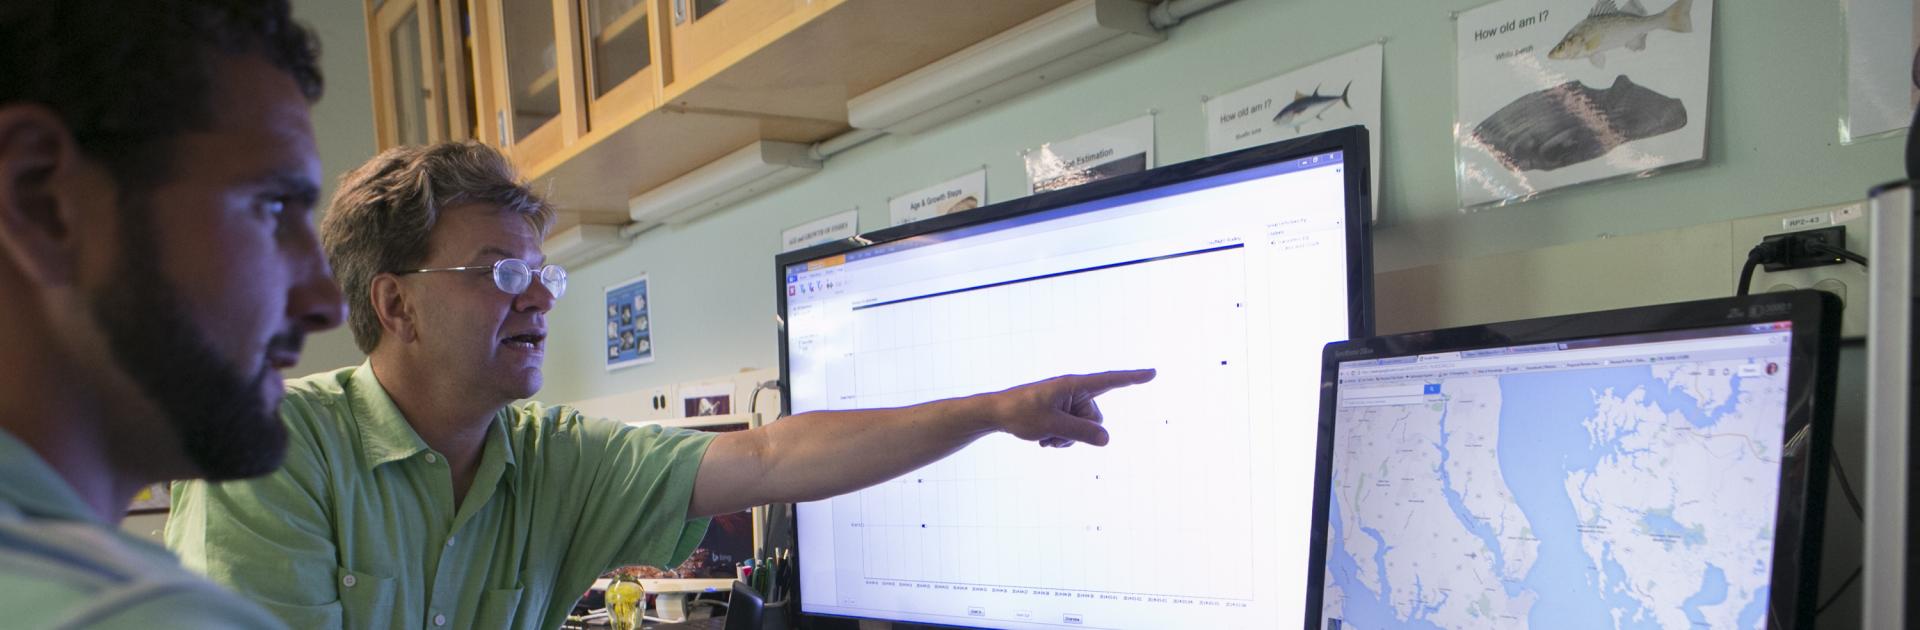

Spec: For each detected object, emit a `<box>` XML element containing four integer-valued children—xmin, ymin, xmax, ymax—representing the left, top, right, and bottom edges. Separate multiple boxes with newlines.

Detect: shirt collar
<box><xmin>347</xmin><ymin>362</ymin><xmax>518</xmax><ymax>475</ymax></box>
<box><xmin>0</xmin><ymin>428</ymin><xmax>108</xmax><ymax>525</ymax></box>
<box><xmin>348</xmin><ymin>362</ymin><xmax>432</xmax><ymax>470</ymax></box>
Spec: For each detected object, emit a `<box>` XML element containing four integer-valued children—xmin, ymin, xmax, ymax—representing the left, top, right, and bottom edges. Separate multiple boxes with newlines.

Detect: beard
<box><xmin>87</xmin><ymin>201</ymin><xmax>292</xmax><ymax>481</ymax></box>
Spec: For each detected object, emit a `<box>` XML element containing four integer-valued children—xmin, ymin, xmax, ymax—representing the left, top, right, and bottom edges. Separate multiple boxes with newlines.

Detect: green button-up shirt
<box><xmin>166</xmin><ymin>363</ymin><xmax>715</xmax><ymax>629</ymax></box>
<box><xmin>0</xmin><ymin>429</ymin><xmax>284</xmax><ymax>628</ymax></box>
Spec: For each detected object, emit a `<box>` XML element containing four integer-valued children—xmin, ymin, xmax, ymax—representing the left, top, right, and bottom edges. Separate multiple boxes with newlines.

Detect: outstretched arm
<box><xmin>687</xmin><ymin>369</ymin><xmax>1154</xmax><ymax>517</ymax></box>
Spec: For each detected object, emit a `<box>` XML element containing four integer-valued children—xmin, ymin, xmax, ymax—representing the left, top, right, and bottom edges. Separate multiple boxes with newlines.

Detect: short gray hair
<box><xmin>321</xmin><ymin>141</ymin><xmax>555</xmax><ymax>354</ymax></box>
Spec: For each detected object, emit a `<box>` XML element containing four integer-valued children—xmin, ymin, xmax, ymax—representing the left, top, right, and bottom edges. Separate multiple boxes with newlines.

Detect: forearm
<box><xmin>687</xmin><ymin>369</ymin><xmax>1152</xmax><ymax>517</ymax></box>
<box><xmin>691</xmin><ymin>395</ymin><xmax>996</xmax><ymax>516</ymax></box>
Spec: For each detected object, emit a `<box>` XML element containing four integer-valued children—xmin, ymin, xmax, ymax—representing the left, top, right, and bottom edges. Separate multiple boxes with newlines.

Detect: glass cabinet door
<box><xmin>497</xmin><ymin>0</ymin><xmax>567</xmax><ymax>148</ymax></box>
<box><xmin>584</xmin><ymin>0</ymin><xmax>651</xmax><ymax>100</ymax></box>
<box><xmin>580</xmin><ymin>0</ymin><xmax>660</xmax><ymax>122</ymax></box>
<box><xmin>373</xmin><ymin>0</ymin><xmax>441</xmax><ymax>147</ymax></box>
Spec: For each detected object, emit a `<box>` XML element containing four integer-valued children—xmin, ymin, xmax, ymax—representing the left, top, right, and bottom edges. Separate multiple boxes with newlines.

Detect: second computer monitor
<box><xmin>1310</xmin><ymin>291</ymin><xmax>1842</xmax><ymax>629</ymax></box>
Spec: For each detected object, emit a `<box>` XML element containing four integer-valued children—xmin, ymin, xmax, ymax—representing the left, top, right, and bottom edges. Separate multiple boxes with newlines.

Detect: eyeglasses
<box><xmin>395</xmin><ymin>258</ymin><xmax>568</xmax><ymax>299</ymax></box>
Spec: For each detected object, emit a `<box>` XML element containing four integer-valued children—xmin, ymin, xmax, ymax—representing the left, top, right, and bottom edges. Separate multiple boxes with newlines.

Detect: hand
<box><xmin>979</xmin><ymin>369</ymin><xmax>1156</xmax><ymax>448</ymax></box>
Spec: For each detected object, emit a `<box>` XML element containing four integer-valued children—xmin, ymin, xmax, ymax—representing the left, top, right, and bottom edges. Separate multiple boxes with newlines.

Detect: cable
<box><xmin>1736</xmin><ymin>239</ymin><xmax>1790</xmax><ymax>296</ymax></box>
<box><xmin>1809</xmin><ymin>242</ymin><xmax>1869</xmax><ymax>268</ymax></box>
<box><xmin>1816</xmin><ymin>447</ymin><xmax>1867</xmax><ymax>618</ymax></box>
<box><xmin>747</xmin><ymin>379</ymin><xmax>781</xmax><ymax>416</ymax></box>
<box><xmin>1734</xmin><ymin>235</ymin><xmax>1871</xmax><ymax>620</ymax></box>
<box><xmin>1818</xmin><ymin>567</ymin><xmax>1863</xmax><ymax>615</ymax></box>
<box><xmin>1737</xmin><ymin>256</ymin><xmax>1762</xmax><ymax>297</ymax></box>
<box><xmin>1830</xmin><ymin>446</ymin><xmax>1865</xmax><ymax>518</ymax></box>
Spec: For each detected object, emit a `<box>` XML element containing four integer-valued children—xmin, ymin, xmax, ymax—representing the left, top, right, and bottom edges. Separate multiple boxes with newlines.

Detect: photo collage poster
<box><xmin>605</xmin><ymin>273</ymin><xmax>653</xmax><ymax>371</ymax></box>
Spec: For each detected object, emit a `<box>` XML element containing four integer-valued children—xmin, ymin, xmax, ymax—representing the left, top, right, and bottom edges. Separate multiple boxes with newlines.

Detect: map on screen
<box><xmin>1323</xmin><ymin>324</ymin><xmax>1794</xmax><ymax>630</ymax></box>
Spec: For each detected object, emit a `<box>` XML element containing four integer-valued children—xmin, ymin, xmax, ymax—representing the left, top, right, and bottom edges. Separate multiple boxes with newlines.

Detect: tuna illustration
<box><xmin>1272</xmin><ymin>81</ymin><xmax>1352</xmax><ymax>130</ymax></box>
<box><xmin>1547</xmin><ymin>0</ymin><xmax>1693</xmax><ymax>68</ymax></box>
<box><xmin>1471</xmin><ymin>75</ymin><xmax>1688</xmax><ymax>172</ymax></box>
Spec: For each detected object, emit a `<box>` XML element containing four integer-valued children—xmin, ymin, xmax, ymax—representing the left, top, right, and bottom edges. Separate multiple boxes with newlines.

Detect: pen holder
<box><xmin>761</xmin><ymin>598</ymin><xmax>791</xmax><ymax>630</ymax></box>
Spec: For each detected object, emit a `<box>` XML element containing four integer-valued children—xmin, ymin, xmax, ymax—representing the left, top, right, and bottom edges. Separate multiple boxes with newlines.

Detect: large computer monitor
<box><xmin>776</xmin><ymin>127</ymin><xmax>1373</xmax><ymax>629</ymax></box>
<box><xmin>1863</xmin><ymin>180</ymin><xmax>1914</xmax><ymax>629</ymax></box>
<box><xmin>1308</xmin><ymin>291</ymin><xmax>1842</xmax><ymax>629</ymax></box>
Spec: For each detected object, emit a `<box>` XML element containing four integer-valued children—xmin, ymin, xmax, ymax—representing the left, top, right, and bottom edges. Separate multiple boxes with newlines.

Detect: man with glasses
<box><xmin>168</xmin><ymin>141</ymin><xmax>1153</xmax><ymax>629</ymax></box>
<box><xmin>0</xmin><ymin>1</ymin><xmax>340</xmax><ymax>627</ymax></box>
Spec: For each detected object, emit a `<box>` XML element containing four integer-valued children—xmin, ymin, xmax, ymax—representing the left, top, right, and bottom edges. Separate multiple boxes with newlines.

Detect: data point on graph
<box><xmin>1220</xmin><ymin>360</ymin><xmax>1229</xmax><ymax>365</ymax></box>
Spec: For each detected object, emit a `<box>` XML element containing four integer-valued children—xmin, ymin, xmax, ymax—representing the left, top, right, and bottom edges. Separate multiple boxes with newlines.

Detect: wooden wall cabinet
<box><xmin>365</xmin><ymin>0</ymin><xmax>1084</xmax><ymax>229</ymax></box>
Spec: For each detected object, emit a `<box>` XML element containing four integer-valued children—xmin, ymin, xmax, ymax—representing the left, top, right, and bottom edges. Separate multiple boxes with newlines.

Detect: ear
<box><xmin>370</xmin><ymin>273</ymin><xmax>417</xmax><ymax>343</ymax></box>
<box><xmin>0</xmin><ymin>106</ymin><xmax>86</xmax><ymax>287</ymax></box>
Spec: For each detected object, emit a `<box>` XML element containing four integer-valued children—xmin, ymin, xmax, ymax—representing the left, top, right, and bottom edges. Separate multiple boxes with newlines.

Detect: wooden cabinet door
<box><xmin>368</xmin><ymin>0</ymin><xmax>489</xmax><ymax>149</ymax></box>
<box><xmin>663</xmin><ymin>0</ymin><xmax>801</xmax><ymax>86</ymax></box>
<box><xmin>579</xmin><ymin>0</ymin><xmax>664</xmax><ymax>128</ymax></box>
<box><xmin>369</xmin><ymin>0</ymin><xmax>442</xmax><ymax>148</ymax></box>
<box><xmin>485</xmin><ymin>0</ymin><xmax>587</xmax><ymax>168</ymax></box>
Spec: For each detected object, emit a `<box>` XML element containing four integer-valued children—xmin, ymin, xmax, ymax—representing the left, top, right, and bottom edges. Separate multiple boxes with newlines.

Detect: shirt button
<box><xmin>433</xmin><ymin>613</ymin><xmax>447</xmax><ymax>626</ymax></box>
<box><xmin>425</xmin><ymin>453</ymin><xmax>439</xmax><ymax>463</ymax></box>
<box><xmin>446</xmin><ymin>537</ymin><xmax>456</xmax><ymax>547</ymax></box>
<box><xmin>341</xmin><ymin>575</ymin><xmax>357</xmax><ymax>588</ymax></box>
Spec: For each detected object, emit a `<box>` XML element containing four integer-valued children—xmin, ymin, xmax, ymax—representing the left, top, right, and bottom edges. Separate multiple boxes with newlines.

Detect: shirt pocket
<box><xmin>336</xmin><ymin>565</ymin><xmax>396</xmax><ymax>630</ymax></box>
<box><xmin>476</xmin><ymin>584</ymin><xmax>526</xmax><ymax>627</ymax></box>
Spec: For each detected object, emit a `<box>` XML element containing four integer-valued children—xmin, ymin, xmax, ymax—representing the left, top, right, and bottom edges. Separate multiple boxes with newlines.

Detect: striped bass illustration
<box><xmin>1547</xmin><ymin>0</ymin><xmax>1693</xmax><ymax>68</ymax></box>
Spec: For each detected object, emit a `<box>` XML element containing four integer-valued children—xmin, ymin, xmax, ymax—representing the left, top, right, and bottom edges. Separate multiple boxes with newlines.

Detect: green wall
<box><xmin>542</xmin><ymin>0</ymin><xmax>1906</xmax><ymax>404</ymax></box>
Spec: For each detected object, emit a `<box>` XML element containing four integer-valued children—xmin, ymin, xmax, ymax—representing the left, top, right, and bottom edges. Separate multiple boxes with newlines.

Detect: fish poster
<box><xmin>1205</xmin><ymin>43</ymin><xmax>1383</xmax><ymax>220</ymax></box>
<box><xmin>889</xmin><ymin>168</ymin><xmax>987</xmax><ymax>226</ymax></box>
<box><xmin>1024</xmin><ymin>115</ymin><xmax>1155</xmax><ymax>195</ymax></box>
<box><xmin>1839</xmin><ymin>0</ymin><xmax>1915</xmax><ymax>141</ymax></box>
<box><xmin>1455</xmin><ymin>0</ymin><xmax>1713</xmax><ymax>208</ymax></box>
<box><xmin>605</xmin><ymin>272</ymin><xmax>653</xmax><ymax>371</ymax></box>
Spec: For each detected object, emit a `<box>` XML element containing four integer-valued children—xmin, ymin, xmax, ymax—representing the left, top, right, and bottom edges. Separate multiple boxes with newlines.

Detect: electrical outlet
<box><xmin>569</xmin><ymin>383</ymin><xmax>678</xmax><ymax>423</ymax></box>
<box><xmin>1759</xmin><ymin>226</ymin><xmax>1849</xmax><ymax>272</ymax></box>
<box><xmin>1729</xmin><ymin>202</ymin><xmax>1873</xmax><ymax>338</ymax></box>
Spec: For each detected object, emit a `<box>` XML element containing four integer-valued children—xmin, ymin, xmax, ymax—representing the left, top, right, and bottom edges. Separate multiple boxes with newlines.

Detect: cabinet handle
<box><xmin>673</xmin><ymin>0</ymin><xmax>687</xmax><ymax>24</ymax></box>
<box><xmin>497</xmin><ymin>110</ymin><xmax>510</xmax><ymax>147</ymax></box>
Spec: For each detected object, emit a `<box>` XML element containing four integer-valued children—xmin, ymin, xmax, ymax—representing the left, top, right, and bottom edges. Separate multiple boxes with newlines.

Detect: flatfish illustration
<box><xmin>1471</xmin><ymin>75</ymin><xmax>1687</xmax><ymax>172</ymax></box>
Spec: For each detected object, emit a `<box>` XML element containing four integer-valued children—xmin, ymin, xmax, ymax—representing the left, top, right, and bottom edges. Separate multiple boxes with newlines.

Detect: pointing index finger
<box><xmin>1071</xmin><ymin>369</ymin><xmax>1156</xmax><ymax>398</ymax></box>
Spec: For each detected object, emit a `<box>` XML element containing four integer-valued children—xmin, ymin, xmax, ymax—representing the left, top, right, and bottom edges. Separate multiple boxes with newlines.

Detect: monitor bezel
<box><xmin>773</xmin><ymin>126</ymin><xmax>1375</xmax><ymax>627</ymax></box>
<box><xmin>1304</xmin><ymin>289</ymin><xmax>1842</xmax><ymax>630</ymax></box>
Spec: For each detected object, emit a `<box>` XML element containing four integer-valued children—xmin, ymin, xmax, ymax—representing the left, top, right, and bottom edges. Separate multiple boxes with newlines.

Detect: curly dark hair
<box><xmin>0</xmin><ymin>0</ymin><xmax>323</xmax><ymax>194</ymax></box>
